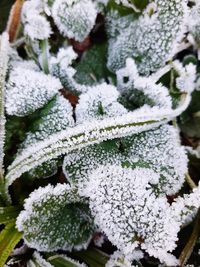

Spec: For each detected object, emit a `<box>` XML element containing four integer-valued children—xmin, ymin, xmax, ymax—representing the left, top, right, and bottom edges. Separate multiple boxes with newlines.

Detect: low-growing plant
<box><xmin>0</xmin><ymin>0</ymin><xmax>200</xmax><ymax>266</ymax></box>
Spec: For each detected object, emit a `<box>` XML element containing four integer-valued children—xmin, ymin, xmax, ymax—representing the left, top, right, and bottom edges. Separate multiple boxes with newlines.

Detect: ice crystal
<box><xmin>107</xmin><ymin>0</ymin><xmax>188</xmax><ymax>75</ymax></box>
<box><xmin>52</xmin><ymin>0</ymin><xmax>98</xmax><ymax>41</ymax></box>
<box><xmin>5</xmin><ymin>67</ymin><xmax>62</xmax><ymax>116</ymax></box>
<box><xmin>16</xmin><ymin>183</ymin><xmax>94</xmax><ymax>251</ymax></box>
<box><xmin>63</xmin><ymin>125</ymin><xmax>188</xmax><ymax>195</ymax></box>
<box><xmin>76</xmin><ymin>83</ymin><xmax>127</xmax><ymax>123</ymax></box>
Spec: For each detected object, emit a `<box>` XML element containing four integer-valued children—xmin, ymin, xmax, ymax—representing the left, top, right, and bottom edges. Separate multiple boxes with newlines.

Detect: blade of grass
<box><xmin>0</xmin><ymin>222</ymin><xmax>22</xmax><ymax>267</ymax></box>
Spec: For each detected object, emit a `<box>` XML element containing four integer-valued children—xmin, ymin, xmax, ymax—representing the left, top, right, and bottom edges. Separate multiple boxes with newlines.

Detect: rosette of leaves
<box><xmin>0</xmin><ymin>0</ymin><xmax>200</xmax><ymax>266</ymax></box>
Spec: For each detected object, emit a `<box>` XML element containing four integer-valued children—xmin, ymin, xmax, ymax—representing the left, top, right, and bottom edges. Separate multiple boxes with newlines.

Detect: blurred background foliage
<box><xmin>0</xmin><ymin>0</ymin><xmax>14</xmax><ymax>33</ymax></box>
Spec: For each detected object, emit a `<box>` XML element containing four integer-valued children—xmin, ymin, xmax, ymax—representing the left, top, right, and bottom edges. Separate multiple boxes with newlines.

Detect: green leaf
<box><xmin>179</xmin><ymin>91</ymin><xmax>200</xmax><ymax>138</ymax></box>
<box><xmin>27</xmin><ymin>252</ymin><xmax>54</xmax><ymax>267</ymax></box>
<box><xmin>16</xmin><ymin>184</ymin><xmax>94</xmax><ymax>252</ymax></box>
<box><xmin>74</xmin><ymin>44</ymin><xmax>109</xmax><ymax>86</ymax></box>
<box><xmin>0</xmin><ymin>206</ymin><xmax>20</xmax><ymax>224</ymax></box>
<box><xmin>0</xmin><ymin>222</ymin><xmax>22</xmax><ymax>267</ymax></box>
<box><xmin>72</xmin><ymin>249</ymin><xmax>109</xmax><ymax>267</ymax></box>
<box><xmin>47</xmin><ymin>253</ymin><xmax>87</xmax><ymax>267</ymax></box>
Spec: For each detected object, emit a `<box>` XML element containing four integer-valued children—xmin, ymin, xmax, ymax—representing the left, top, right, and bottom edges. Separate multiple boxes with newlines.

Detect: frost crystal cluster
<box><xmin>1</xmin><ymin>0</ymin><xmax>200</xmax><ymax>266</ymax></box>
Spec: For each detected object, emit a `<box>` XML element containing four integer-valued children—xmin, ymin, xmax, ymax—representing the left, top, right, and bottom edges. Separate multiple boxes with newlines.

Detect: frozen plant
<box><xmin>0</xmin><ymin>0</ymin><xmax>200</xmax><ymax>267</ymax></box>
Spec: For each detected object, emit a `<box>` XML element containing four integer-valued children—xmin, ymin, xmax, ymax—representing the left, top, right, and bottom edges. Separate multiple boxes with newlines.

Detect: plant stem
<box><xmin>179</xmin><ymin>174</ymin><xmax>198</xmax><ymax>266</ymax></box>
<box><xmin>41</xmin><ymin>39</ymin><xmax>50</xmax><ymax>74</ymax></box>
<box><xmin>179</xmin><ymin>210</ymin><xmax>200</xmax><ymax>267</ymax></box>
<box><xmin>185</xmin><ymin>173</ymin><xmax>197</xmax><ymax>189</ymax></box>
<box><xmin>6</xmin><ymin>0</ymin><xmax>24</xmax><ymax>42</ymax></box>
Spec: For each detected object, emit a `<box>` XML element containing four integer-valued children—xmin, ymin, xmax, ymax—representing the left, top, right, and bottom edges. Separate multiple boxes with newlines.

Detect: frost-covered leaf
<box><xmin>113</xmin><ymin>0</ymin><xmax>140</xmax><ymax>12</ymax></box>
<box><xmin>22</xmin><ymin>95</ymin><xmax>74</xmax><ymax>148</ymax></box>
<box><xmin>0</xmin><ymin>32</ymin><xmax>9</xmax><ymax>179</ymax></box>
<box><xmin>5</xmin><ymin>92</ymin><xmax>191</xmax><ymax>188</ymax></box>
<box><xmin>81</xmin><ymin>165</ymin><xmax>200</xmax><ymax>266</ymax></box>
<box><xmin>63</xmin><ymin>125</ymin><xmax>187</xmax><ymax>195</ymax></box>
<box><xmin>107</xmin><ymin>0</ymin><xmax>188</xmax><ymax>75</ymax></box>
<box><xmin>47</xmin><ymin>253</ymin><xmax>87</xmax><ymax>267</ymax></box>
<box><xmin>76</xmin><ymin>83</ymin><xmax>127</xmax><ymax>123</ymax></box>
<box><xmin>172</xmin><ymin>61</ymin><xmax>196</xmax><ymax>94</ymax></box>
<box><xmin>116</xmin><ymin>58</ymin><xmax>172</xmax><ymax>111</ymax></box>
<box><xmin>105</xmin><ymin>251</ymin><xmax>142</xmax><ymax>267</ymax></box>
<box><xmin>21</xmin><ymin>0</ymin><xmax>52</xmax><ymax>40</ymax></box>
<box><xmin>63</xmin><ymin>125</ymin><xmax>188</xmax><ymax>195</ymax></box>
<box><xmin>20</xmin><ymin>95</ymin><xmax>74</xmax><ymax>179</ymax></box>
<box><xmin>50</xmin><ymin>47</ymin><xmax>89</xmax><ymax>93</ymax></box>
<box><xmin>16</xmin><ymin>184</ymin><xmax>94</xmax><ymax>251</ymax></box>
<box><xmin>188</xmin><ymin>1</ymin><xmax>200</xmax><ymax>49</ymax></box>
<box><xmin>5</xmin><ymin>67</ymin><xmax>62</xmax><ymax>116</ymax></box>
<box><xmin>28</xmin><ymin>252</ymin><xmax>87</xmax><ymax>267</ymax></box>
<box><xmin>52</xmin><ymin>0</ymin><xmax>98</xmax><ymax>42</ymax></box>
<box><xmin>27</xmin><ymin>252</ymin><xmax>53</xmax><ymax>267</ymax></box>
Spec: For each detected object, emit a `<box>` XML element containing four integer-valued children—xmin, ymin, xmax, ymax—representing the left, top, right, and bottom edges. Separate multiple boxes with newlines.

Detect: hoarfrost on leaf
<box><xmin>63</xmin><ymin>125</ymin><xmax>188</xmax><ymax>195</ymax></box>
<box><xmin>188</xmin><ymin>1</ymin><xmax>200</xmax><ymax>50</ymax></box>
<box><xmin>76</xmin><ymin>83</ymin><xmax>127</xmax><ymax>123</ymax></box>
<box><xmin>16</xmin><ymin>183</ymin><xmax>94</xmax><ymax>251</ymax></box>
<box><xmin>21</xmin><ymin>95</ymin><xmax>74</xmax><ymax>148</ymax></box>
<box><xmin>107</xmin><ymin>0</ymin><xmax>188</xmax><ymax>75</ymax></box>
<box><xmin>52</xmin><ymin>0</ymin><xmax>98</xmax><ymax>42</ymax></box>
<box><xmin>22</xmin><ymin>0</ymin><xmax>52</xmax><ymax>40</ymax></box>
<box><xmin>116</xmin><ymin>58</ymin><xmax>172</xmax><ymax>111</ymax></box>
<box><xmin>50</xmin><ymin>47</ymin><xmax>89</xmax><ymax>93</ymax></box>
<box><xmin>19</xmin><ymin>95</ymin><xmax>74</xmax><ymax>179</ymax></box>
<box><xmin>173</xmin><ymin>61</ymin><xmax>196</xmax><ymax>93</ymax></box>
<box><xmin>105</xmin><ymin>250</ymin><xmax>143</xmax><ymax>267</ymax></box>
<box><xmin>82</xmin><ymin>165</ymin><xmax>200</xmax><ymax>266</ymax></box>
<box><xmin>23</xmin><ymin>14</ymin><xmax>52</xmax><ymax>41</ymax></box>
<box><xmin>114</xmin><ymin>0</ymin><xmax>140</xmax><ymax>12</ymax></box>
<box><xmin>0</xmin><ymin>33</ymin><xmax>9</xmax><ymax>179</ymax></box>
<box><xmin>28</xmin><ymin>252</ymin><xmax>53</xmax><ymax>267</ymax></box>
<box><xmin>5</xmin><ymin>67</ymin><xmax>62</xmax><ymax>116</ymax></box>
